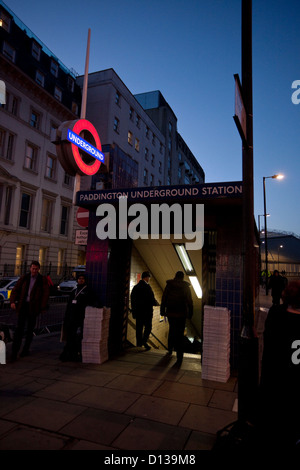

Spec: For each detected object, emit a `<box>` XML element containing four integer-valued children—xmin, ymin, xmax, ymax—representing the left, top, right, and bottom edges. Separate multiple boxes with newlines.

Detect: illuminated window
<box><xmin>128</xmin><ymin>131</ymin><xmax>133</xmax><ymax>145</ymax></box>
<box><xmin>135</xmin><ymin>138</ymin><xmax>140</xmax><ymax>152</ymax></box>
<box><xmin>15</xmin><ymin>245</ymin><xmax>26</xmax><ymax>276</ymax></box>
<box><xmin>0</xmin><ymin>11</ymin><xmax>10</xmax><ymax>32</ymax></box>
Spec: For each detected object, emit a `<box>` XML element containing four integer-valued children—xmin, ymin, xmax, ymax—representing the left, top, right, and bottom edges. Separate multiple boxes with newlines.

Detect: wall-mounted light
<box><xmin>174</xmin><ymin>244</ymin><xmax>194</xmax><ymax>274</ymax></box>
<box><xmin>174</xmin><ymin>244</ymin><xmax>202</xmax><ymax>298</ymax></box>
<box><xmin>189</xmin><ymin>276</ymin><xmax>202</xmax><ymax>299</ymax></box>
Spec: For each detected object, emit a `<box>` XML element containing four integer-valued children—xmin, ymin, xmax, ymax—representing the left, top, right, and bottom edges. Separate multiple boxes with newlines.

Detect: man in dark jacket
<box><xmin>268</xmin><ymin>269</ymin><xmax>285</xmax><ymax>305</ymax></box>
<box><xmin>161</xmin><ymin>271</ymin><xmax>193</xmax><ymax>365</ymax></box>
<box><xmin>131</xmin><ymin>271</ymin><xmax>159</xmax><ymax>350</ymax></box>
<box><xmin>10</xmin><ymin>261</ymin><xmax>49</xmax><ymax>360</ymax></box>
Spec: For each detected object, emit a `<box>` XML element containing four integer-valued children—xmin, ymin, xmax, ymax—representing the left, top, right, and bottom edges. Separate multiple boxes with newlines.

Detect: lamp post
<box><xmin>263</xmin><ymin>174</ymin><xmax>284</xmax><ymax>295</ymax></box>
<box><xmin>258</xmin><ymin>213</ymin><xmax>269</xmax><ymax>284</ymax></box>
<box><xmin>278</xmin><ymin>244</ymin><xmax>283</xmax><ymax>270</ymax></box>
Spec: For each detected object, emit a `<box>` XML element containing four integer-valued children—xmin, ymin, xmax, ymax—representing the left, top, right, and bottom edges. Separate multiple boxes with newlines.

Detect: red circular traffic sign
<box><xmin>76</xmin><ymin>207</ymin><xmax>89</xmax><ymax>227</ymax></box>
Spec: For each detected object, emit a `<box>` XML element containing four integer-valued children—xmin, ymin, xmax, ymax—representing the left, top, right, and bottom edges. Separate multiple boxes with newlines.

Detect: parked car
<box><xmin>57</xmin><ymin>279</ymin><xmax>77</xmax><ymax>295</ymax></box>
<box><xmin>0</xmin><ymin>277</ymin><xmax>19</xmax><ymax>304</ymax></box>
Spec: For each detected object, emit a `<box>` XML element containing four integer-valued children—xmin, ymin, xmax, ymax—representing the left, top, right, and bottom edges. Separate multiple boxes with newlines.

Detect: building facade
<box><xmin>77</xmin><ymin>71</ymin><xmax>205</xmax><ymax>191</ymax></box>
<box><xmin>0</xmin><ymin>2</ymin><xmax>84</xmax><ymax>279</ymax></box>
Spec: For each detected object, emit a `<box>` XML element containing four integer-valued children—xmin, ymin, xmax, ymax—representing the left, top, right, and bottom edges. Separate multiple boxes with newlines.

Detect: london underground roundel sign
<box><xmin>53</xmin><ymin>119</ymin><xmax>105</xmax><ymax>176</ymax></box>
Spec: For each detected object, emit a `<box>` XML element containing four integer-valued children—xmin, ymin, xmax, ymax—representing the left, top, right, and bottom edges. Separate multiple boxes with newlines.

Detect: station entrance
<box><xmin>76</xmin><ymin>181</ymin><xmax>248</xmax><ymax>370</ymax></box>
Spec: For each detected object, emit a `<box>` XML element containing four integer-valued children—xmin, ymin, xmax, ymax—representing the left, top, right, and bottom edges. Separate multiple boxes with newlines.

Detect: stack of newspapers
<box><xmin>201</xmin><ymin>306</ymin><xmax>230</xmax><ymax>383</ymax></box>
<box><xmin>82</xmin><ymin>306</ymin><xmax>111</xmax><ymax>364</ymax></box>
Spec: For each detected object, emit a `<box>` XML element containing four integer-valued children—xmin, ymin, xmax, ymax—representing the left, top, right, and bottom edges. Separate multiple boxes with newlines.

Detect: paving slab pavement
<box><xmin>0</xmin><ymin>333</ymin><xmax>238</xmax><ymax>452</ymax></box>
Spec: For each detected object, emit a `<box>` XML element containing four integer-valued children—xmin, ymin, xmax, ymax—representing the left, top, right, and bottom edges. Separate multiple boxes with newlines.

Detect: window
<box><xmin>146</xmin><ymin>127</ymin><xmax>149</xmax><ymax>138</ymax></box>
<box><xmin>6</xmin><ymin>133</ymin><xmax>14</xmax><ymax>161</ymax></box>
<box><xmin>57</xmin><ymin>248</ymin><xmax>65</xmax><ymax>275</ymax></box>
<box><xmin>64</xmin><ymin>172</ymin><xmax>72</xmax><ymax>186</ymax></box>
<box><xmin>19</xmin><ymin>193</ymin><xmax>31</xmax><ymax>228</ymax></box>
<box><xmin>45</xmin><ymin>154</ymin><xmax>56</xmax><ymax>180</ymax></box>
<box><xmin>24</xmin><ymin>143</ymin><xmax>37</xmax><ymax>171</ymax></box>
<box><xmin>72</xmin><ymin>102</ymin><xmax>78</xmax><ymax>115</ymax></box>
<box><xmin>60</xmin><ymin>205</ymin><xmax>69</xmax><ymax>235</ymax></box>
<box><xmin>0</xmin><ymin>10</ymin><xmax>11</xmax><ymax>32</ymax></box>
<box><xmin>54</xmin><ymin>87</ymin><xmax>62</xmax><ymax>101</ymax></box>
<box><xmin>0</xmin><ymin>128</ymin><xmax>5</xmax><ymax>156</ymax></box>
<box><xmin>135</xmin><ymin>138</ymin><xmax>140</xmax><ymax>152</ymax></box>
<box><xmin>115</xmin><ymin>90</ymin><xmax>120</xmax><ymax>105</ymax></box>
<box><xmin>5</xmin><ymin>92</ymin><xmax>19</xmax><ymax>115</ymax></box>
<box><xmin>15</xmin><ymin>245</ymin><xmax>26</xmax><ymax>276</ymax></box>
<box><xmin>50</xmin><ymin>60</ymin><xmax>58</xmax><ymax>77</ymax></box>
<box><xmin>39</xmin><ymin>247</ymin><xmax>47</xmax><ymax>267</ymax></box>
<box><xmin>3</xmin><ymin>41</ymin><xmax>15</xmax><ymax>62</ymax></box>
<box><xmin>128</xmin><ymin>131</ymin><xmax>133</xmax><ymax>146</ymax></box>
<box><xmin>150</xmin><ymin>174</ymin><xmax>154</xmax><ymax>186</ymax></box>
<box><xmin>151</xmin><ymin>154</ymin><xmax>155</xmax><ymax>166</ymax></box>
<box><xmin>144</xmin><ymin>148</ymin><xmax>149</xmax><ymax>161</ymax></box>
<box><xmin>67</xmin><ymin>76</ymin><xmax>75</xmax><ymax>92</ymax></box>
<box><xmin>40</xmin><ymin>199</ymin><xmax>52</xmax><ymax>232</ymax></box>
<box><xmin>0</xmin><ymin>185</ymin><xmax>13</xmax><ymax>225</ymax></box>
<box><xmin>136</xmin><ymin>115</ymin><xmax>140</xmax><ymax>128</ymax></box>
<box><xmin>129</xmin><ymin>107</ymin><xmax>134</xmax><ymax>121</ymax></box>
<box><xmin>35</xmin><ymin>70</ymin><xmax>44</xmax><ymax>87</ymax></box>
<box><xmin>32</xmin><ymin>41</ymin><xmax>41</xmax><ymax>61</ymax></box>
<box><xmin>30</xmin><ymin>110</ymin><xmax>40</xmax><ymax>129</ymax></box>
<box><xmin>113</xmin><ymin>117</ymin><xmax>120</xmax><ymax>133</ymax></box>
<box><xmin>143</xmin><ymin>168</ymin><xmax>148</xmax><ymax>184</ymax></box>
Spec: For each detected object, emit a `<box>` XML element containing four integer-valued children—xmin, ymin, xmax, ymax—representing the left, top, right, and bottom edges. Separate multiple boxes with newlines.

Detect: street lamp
<box><xmin>263</xmin><ymin>174</ymin><xmax>284</xmax><ymax>294</ymax></box>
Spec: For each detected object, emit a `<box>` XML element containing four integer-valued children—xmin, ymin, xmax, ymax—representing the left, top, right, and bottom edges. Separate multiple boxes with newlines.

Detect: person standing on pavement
<box><xmin>59</xmin><ymin>273</ymin><xmax>92</xmax><ymax>362</ymax></box>
<box><xmin>131</xmin><ymin>271</ymin><xmax>159</xmax><ymax>350</ymax></box>
<box><xmin>268</xmin><ymin>269</ymin><xmax>285</xmax><ymax>305</ymax></box>
<box><xmin>257</xmin><ymin>280</ymin><xmax>300</xmax><ymax>449</ymax></box>
<box><xmin>160</xmin><ymin>271</ymin><xmax>193</xmax><ymax>366</ymax></box>
<box><xmin>10</xmin><ymin>261</ymin><xmax>50</xmax><ymax>360</ymax></box>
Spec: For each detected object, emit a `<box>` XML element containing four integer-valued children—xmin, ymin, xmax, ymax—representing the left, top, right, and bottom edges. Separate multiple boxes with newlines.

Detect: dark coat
<box><xmin>258</xmin><ymin>304</ymin><xmax>300</xmax><ymax>445</ymax></box>
<box><xmin>160</xmin><ymin>279</ymin><xmax>193</xmax><ymax>319</ymax></box>
<box><xmin>268</xmin><ymin>272</ymin><xmax>285</xmax><ymax>298</ymax></box>
<box><xmin>64</xmin><ymin>284</ymin><xmax>92</xmax><ymax>329</ymax></box>
<box><xmin>131</xmin><ymin>280</ymin><xmax>158</xmax><ymax>318</ymax></box>
<box><xmin>10</xmin><ymin>273</ymin><xmax>49</xmax><ymax>316</ymax></box>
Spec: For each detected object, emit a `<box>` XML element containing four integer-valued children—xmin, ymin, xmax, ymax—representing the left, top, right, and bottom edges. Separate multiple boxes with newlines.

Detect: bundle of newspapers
<box><xmin>201</xmin><ymin>306</ymin><xmax>230</xmax><ymax>383</ymax></box>
<box><xmin>82</xmin><ymin>306</ymin><xmax>111</xmax><ymax>364</ymax></box>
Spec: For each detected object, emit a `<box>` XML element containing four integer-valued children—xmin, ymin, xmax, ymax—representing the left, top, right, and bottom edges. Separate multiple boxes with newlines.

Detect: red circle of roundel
<box><xmin>71</xmin><ymin>119</ymin><xmax>102</xmax><ymax>176</ymax></box>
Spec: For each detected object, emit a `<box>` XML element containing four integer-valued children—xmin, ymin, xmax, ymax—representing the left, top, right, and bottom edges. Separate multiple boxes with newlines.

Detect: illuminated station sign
<box><xmin>52</xmin><ymin>119</ymin><xmax>105</xmax><ymax>176</ymax></box>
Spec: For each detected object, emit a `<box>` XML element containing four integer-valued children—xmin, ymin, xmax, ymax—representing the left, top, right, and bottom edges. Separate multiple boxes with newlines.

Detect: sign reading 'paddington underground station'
<box><xmin>76</xmin><ymin>182</ymin><xmax>243</xmax><ymax>206</ymax></box>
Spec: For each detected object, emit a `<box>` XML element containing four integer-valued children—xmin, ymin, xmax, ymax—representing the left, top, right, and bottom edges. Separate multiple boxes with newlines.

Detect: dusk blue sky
<box><xmin>3</xmin><ymin>0</ymin><xmax>300</xmax><ymax>236</ymax></box>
